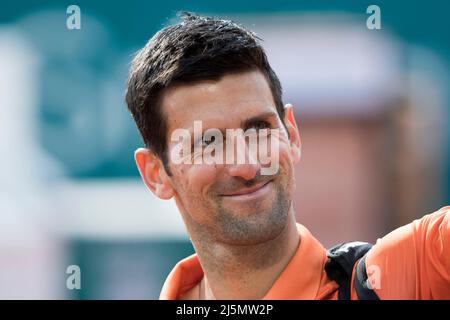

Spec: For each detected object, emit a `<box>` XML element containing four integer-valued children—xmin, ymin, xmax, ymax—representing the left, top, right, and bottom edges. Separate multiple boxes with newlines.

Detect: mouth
<box><xmin>220</xmin><ymin>180</ymin><xmax>273</xmax><ymax>200</ymax></box>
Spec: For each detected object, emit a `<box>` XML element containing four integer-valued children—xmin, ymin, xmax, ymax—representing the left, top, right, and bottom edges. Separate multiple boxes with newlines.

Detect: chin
<box><xmin>216</xmin><ymin>196</ymin><xmax>290</xmax><ymax>245</ymax></box>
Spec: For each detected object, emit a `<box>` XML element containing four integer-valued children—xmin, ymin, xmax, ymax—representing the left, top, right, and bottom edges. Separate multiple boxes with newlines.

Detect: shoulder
<box><xmin>366</xmin><ymin>206</ymin><xmax>450</xmax><ymax>299</ymax></box>
<box><xmin>179</xmin><ymin>283</ymin><xmax>200</xmax><ymax>300</ymax></box>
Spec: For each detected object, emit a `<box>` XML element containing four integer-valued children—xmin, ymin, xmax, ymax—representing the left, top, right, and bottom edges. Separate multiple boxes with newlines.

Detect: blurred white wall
<box><xmin>0</xmin><ymin>28</ymin><xmax>63</xmax><ymax>299</ymax></box>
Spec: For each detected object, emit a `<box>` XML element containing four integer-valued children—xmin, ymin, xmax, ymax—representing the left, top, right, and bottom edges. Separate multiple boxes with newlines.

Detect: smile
<box><xmin>220</xmin><ymin>180</ymin><xmax>272</xmax><ymax>200</ymax></box>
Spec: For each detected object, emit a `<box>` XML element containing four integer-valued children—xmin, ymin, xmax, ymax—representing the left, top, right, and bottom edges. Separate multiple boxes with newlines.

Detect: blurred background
<box><xmin>0</xmin><ymin>0</ymin><xmax>449</xmax><ymax>299</ymax></box>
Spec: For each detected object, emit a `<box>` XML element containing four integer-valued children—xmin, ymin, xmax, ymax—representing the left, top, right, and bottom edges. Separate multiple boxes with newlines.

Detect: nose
<box><xmin>227</xmin><ymin>134</ymin><xmax>261</xmax><ymax>180</ymax></box>
<box><xmin>228</xmin><ymin>162</ymin><xmax>260</xmax><ymax>180</ymax></box>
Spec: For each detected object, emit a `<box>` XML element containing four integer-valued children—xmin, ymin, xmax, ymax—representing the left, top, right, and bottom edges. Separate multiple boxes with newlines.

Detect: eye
<box><xmin>251</xmin><ymin>121</ymin><xmax>271</xmax><ymax>131</ymax></box>
<box><xmin>202</xmin><ymin>135</ymin><xmax>216</xmax><ymax>147</ymax></box>
<box><xmin>200</xmin><ymin>129</ymin><xmax>222</xmax><ymax>147</ymax></box>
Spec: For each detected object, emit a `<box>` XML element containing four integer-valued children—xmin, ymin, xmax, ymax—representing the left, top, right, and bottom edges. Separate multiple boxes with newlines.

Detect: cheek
<box><xmin>173</xmin><ymin>164</ymin><xmax>219</xmax><ymax>198</ymax></box>
<box><xmin>175</xmin><ymin>164</ymin><xmax>220</xmax><ymax>224</ymax></box>
<box><xmin>275</xmin><ymin>140</ymin><xmax>297</xmax><ymax>190</ymax></box>
<box><xmin>188</xmin><ymin>164</ymin><xmax>218</xmax><ymax>193</ymax></box>
<box><xmin>276</xmin><ymin>135</ymin><xmax>295</xmax><ymax>168</ymax></box>
<box><xmin>278</xmin><ymin>146</ymin><xmax>293</xmax><ymax>166</ymax></box>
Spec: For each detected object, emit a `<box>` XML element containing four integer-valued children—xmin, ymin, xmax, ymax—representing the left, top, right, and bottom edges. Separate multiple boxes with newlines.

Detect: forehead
<box><xmin>161</xmin><ymin>70</ymin><xmax>278</xmax><ymax>131</ymax></box>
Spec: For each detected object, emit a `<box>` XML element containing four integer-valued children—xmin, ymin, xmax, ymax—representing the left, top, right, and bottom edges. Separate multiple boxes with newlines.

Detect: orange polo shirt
<box><xmin>160</xmin><ymin>206</ymin><xmax>450</xmax><ymax>300</ymax></box>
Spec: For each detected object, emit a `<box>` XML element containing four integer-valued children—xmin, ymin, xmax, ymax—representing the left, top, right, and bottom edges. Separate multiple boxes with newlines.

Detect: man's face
<box><xmin>153</xmin><ymin>70</ymin><xmax>300</xmax><ymax>245</ymax></box>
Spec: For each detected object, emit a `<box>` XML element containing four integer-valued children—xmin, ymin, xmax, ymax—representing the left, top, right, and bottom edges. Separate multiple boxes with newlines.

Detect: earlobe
<box><xmin>134</xmin><ymin>148</ymin><xmax>174</xmax><ymax>200</ymax></box>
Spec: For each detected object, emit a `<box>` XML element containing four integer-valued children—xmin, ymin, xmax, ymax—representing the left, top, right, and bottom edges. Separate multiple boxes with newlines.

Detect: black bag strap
<box><xmin>324</xmin><ymin>241</ymin><xmax>379</xmax><ymax>300</ymax></box>
<box><xmin>354</xmin><ymin>254</ymin><xmax>380</xmax><ymax>300</ymax></box>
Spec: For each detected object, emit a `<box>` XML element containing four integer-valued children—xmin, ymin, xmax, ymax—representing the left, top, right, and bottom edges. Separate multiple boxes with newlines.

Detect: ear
<box><xmin>283</xmin><ymin>104</ymin><xmax>301</xmax><ymax>164</ymax></box>
<box><xmin>134</xmin><ymin>148</ymin><xmax>174</xmax><ymax>200</ymax></box>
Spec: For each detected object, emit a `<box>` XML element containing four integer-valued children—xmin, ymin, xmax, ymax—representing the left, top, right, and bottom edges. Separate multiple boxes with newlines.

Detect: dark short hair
<box><xmin>126</xmin><ymin>12</ymin><xmax>285</xmax><ymax>172</ymax></box>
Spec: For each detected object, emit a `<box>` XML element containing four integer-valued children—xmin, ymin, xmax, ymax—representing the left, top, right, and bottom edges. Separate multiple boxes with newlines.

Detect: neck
<box><xmin>191</xmin><ymin>209</ymin><xmax>300</xmax><ymax>300</ymax></box>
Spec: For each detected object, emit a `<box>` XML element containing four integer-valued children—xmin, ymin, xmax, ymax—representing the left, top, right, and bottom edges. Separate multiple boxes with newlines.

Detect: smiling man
<box><xmin>125</xmin><ymin>12</ymin><xmax>450</xmax><ymax>300</ymax></box>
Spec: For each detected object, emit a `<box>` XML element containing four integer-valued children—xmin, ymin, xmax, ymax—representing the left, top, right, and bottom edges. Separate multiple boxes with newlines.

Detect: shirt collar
<box><xmin>159</xmin><ymin>223</ymin><xmax>327</xmax><ymax>300</ymax></box>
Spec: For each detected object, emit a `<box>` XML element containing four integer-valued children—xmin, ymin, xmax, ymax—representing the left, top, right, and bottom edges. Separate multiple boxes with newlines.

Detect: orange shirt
<box><xmin>160</xmin><ymin>206</ymin><xmax>450</xmax><ymax>299</ymax></box>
